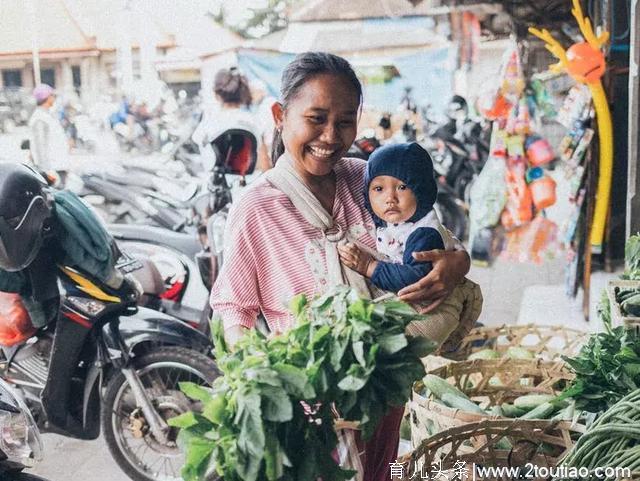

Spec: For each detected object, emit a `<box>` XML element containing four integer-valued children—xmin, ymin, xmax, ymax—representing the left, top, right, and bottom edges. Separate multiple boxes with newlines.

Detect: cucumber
<box><xmin>501</xmin><ymin>403</ymin><xmax>527</xmax><ymax>418</ymax></box>
<box><xmin>422</xmin><ymin>374</ymin><xmax>472</xmax><ymax>401</ymax></box>
<box><xmin>440</xmin><ymin>392</ymin><xmax>487</xmax><ymax>414</ymax></box>
<box><xmin>513</xmin><ymin>394</ymin><xmax>556</xmax><ymax>410</ymax></box>
<box><xmin>489</xmin><ymin>405</ymin><xmax>503</xmax><ymax>416</ymax></box>
<box><xmin>519</xmin><ymin>401</ymin><xmax>556</xmax><ymax>420</ymax></box>
<box><xmin>468</xmin><ymin>349</ymin><xmax>501</xmax><ymax>360</ymax></box>
<box><xmin>505</xmin><ymin>346</ymin><xmax>534</xmax><ymax>359</ymax></box>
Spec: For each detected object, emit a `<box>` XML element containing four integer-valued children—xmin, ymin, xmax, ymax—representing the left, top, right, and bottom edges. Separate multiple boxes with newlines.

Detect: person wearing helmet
<box><xmin>192</xmin><ymin>67</ymin><xmax>260</xmax><ymax>171</ymax></box>
<box><xmin>28</xmin><ymin>84</ymin><xmax>70</xmax><ymax>186</ymax></box>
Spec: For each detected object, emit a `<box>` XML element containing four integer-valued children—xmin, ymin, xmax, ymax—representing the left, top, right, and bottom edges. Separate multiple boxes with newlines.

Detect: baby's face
<box><xmin>368</xmin><ymin>175</ymin><xmax>417</xmax><ymax>224</ymax></box>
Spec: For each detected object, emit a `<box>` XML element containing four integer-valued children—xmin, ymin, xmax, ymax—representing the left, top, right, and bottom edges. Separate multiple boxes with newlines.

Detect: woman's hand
<box><xmin>338</xmin><ymin>243</ymin><xmax>378</xmax><ymax>277</ymax></box>
<box><xmin>398</xmin><ymin>249</ymin><xmax>470</xmax><ymax>312</ymax></box>
<box><xmin>223</xmin><ymin>325</ymin><xmax>248</xmax><ymax>350</ymax></box>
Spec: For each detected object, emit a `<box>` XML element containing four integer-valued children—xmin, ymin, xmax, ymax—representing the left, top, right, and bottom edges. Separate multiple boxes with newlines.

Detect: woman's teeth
<box><xmin>309</xmin><ymin>146</ymin><xmax>335</xmax><ymax>158</ymax></box>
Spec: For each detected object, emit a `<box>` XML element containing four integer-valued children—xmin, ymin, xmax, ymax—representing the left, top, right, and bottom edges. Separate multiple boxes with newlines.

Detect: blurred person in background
<box><xmin>250</xmin><ymin>78</ymin><xmax>277</xmax><ymax>171</ymax></box>
<box><xmin>28</xmin><ymin>84</ymin><xmax>70</xmax><ymax>186</ymax></box>
<box><xmin>192</xmin><ymin>67</ymin><xmax>263</xmax><ymax>171</ymax></box>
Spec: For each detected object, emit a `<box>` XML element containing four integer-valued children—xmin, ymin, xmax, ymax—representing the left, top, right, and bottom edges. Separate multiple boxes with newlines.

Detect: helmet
<box><xmin>445</xmin><ymin>95</ymin><xmax>468</xmax><ymax>121</ymax></box>
<box><xmin>0</xmin><ymin>163</ymin><xmax>53</xmax><ymax>272</ymax></box>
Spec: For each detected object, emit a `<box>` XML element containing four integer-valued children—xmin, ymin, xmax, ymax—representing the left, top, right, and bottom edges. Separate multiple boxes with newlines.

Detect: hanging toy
<box><xmin>529</xmin><ymin>0</ymin><xmax>612</xmax><ymax>253</ymax></box>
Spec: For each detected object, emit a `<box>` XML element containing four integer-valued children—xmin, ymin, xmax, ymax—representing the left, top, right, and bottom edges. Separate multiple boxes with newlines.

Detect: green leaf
<box><xmin>168</xmin><ymin>411</ymin><xmax>199</xmax><ymax>429</ymax></box>
<box><xmin>273</xmin><ymin>363</ymin><xmax>316</xmax><ymax>398</ymax></box>
<box><xmin>203</xmin><ymin>395</ymin><xmax>227</xmax><ymax>425</ymax></box>
<box><xmin>262</xmin><ymin>385</ymin><xmax>293</xmax><ymax>422</ymax></box>
<box><xmin>290</xmin><ymin>293</ymin><xmax>307</xmax><ymax>317</ymax></box>
<box><xmin>337</xmin><ymin>374</ymin><xmax>367</xmax><ymax>391</ymax></box>
<box><xmin>245</xmin><ymin>367</ymin><xmax>282</xmax><ymax>387</ymax></box>
<box><xmin>347</xmin><ymin>299</ymin><xmax>372</xmax><ymax>320</ymax></box>
<box><xmin>378</xmin><ymin>333</ymin><xmax>408</xmax><ymax>354</ymax></box>
<box><xmin>236</xmin><ymin>390</ymin><xmax>265</xmax><ymax>459</ymax></box>
<box><xmin>179</xmin><ymin>382</ymin><xmax>213</xmax><ymax>403</ymax></box>
<box><xmin>352</xmin><ymin>341</ymin><xmax>366</xmax><ymax>367</ymax></box>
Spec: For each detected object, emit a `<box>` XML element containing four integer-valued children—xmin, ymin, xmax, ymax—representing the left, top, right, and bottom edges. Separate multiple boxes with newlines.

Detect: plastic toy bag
<box><xmin>0</xmin><ymin>292</ymin><xmax>36</xmax><ymax>347</ymax></box>
<box><xmin>501</xmin><ymin>215</ymin><xmax>558</xmax><ymax>264</ymax></box>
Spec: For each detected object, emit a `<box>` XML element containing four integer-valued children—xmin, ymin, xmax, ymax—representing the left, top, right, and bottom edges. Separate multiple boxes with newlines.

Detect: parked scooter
<box><xmin>0</xmin><ymin>164</ymin><xmax>219</xmax><ymax>481</ymax></box>
<box><xmin>96</xmin><ymin>126</ymin><xmax>258</xmax><ymax>331</ymax></box>
<box><xmin>0</xmin><ymin>378</ymin><xmax>50</xmax><ymax>481</ymax></box>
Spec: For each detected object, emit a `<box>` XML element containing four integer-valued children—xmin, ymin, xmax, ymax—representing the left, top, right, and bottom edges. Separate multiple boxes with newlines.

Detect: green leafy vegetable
<box><xmin>559</xmin><ymin>326</ymin><xmax>640</xmax><ymax>412</ymax></box>
<box><xmin>171</xmin><ymin>286</ymin><xmax>436</xmax><ymax>481</ymax></box>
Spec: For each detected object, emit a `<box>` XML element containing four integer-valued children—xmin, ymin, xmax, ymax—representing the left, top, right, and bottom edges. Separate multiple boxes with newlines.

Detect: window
<box><xmin>40</xmin><ymin>68</ymin><xmax>55</xmax><ymax>87</ymax></box>
<box><xmin>72</xmin><ymin>66</ymin><xmax>81</xmax><ymax>88</ymax></box>
<box><xmin>2</xmin><ymin>70</ymin><xmax>22</xmax><ymax>87</ymax></box>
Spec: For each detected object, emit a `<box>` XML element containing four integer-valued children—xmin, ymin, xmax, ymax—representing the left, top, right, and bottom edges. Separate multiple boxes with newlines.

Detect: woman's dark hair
<box><xmin>271</xmin><ymin>52</ymin><xmax>363</xmax><ymax>162</ymax></box>
<box><xmin>214</xmin><ymin>67</ymin><xmax>252</xmax><ymax>107</ymax></box>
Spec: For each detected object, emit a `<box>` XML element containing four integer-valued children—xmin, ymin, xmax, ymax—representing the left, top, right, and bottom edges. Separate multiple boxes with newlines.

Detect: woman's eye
<box><xmin>372</xmin><ymin>186</ymin><xmax>382</xmax><ymax>192</ymax></box>
<box><xmin>307</xmin><ymin>116</ymin><xmax>324</xmax><ymax>124</ymax></box>
<box><xmin>398</xmin><ymin>184</ymin><xmax>407</xmax><ymax>190</ymax></box>
<box><xmin>339</xmin><ymin>120</ymin><xmax>355</xmax><ymax>127</ymax></box>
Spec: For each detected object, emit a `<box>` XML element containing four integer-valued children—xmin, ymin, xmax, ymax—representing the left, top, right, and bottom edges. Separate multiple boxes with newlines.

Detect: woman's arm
<box><xmin>397</xmin><ymin>249</ymin><xmax>470</xmax><ymax>312</ymax></box>
<box><xmin>210</xmin><ymin>203</ymin><xmax>261</xmax><ymax>348</ymax></box>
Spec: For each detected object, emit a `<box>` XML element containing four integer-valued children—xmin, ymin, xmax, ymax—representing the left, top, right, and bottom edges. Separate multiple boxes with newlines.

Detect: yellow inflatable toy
<box><xmin>529</xmin><ymin>0</ymin><xmax>612</xmax><ymax>253</ymax></box>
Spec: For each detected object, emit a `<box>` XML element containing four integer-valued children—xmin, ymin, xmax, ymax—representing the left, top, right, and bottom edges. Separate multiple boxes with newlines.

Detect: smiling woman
<box><xmin>209</xmin><ymin>51</ymin><xmax>473</xmax><ymax>481</ymax></box>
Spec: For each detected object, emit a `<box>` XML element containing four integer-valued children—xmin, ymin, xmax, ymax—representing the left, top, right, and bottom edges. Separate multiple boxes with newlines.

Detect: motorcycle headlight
<box><xmin>0</xmin><ymin>382</ymin><xmax>43</xmax><ymax>467</ymax></box>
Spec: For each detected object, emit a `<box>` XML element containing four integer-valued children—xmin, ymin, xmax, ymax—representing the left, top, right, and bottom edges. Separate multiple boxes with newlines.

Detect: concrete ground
<box><xmin>0</xmin><ymin>127</ymin><xmax>616</xmax><ymax>480</ymax></box>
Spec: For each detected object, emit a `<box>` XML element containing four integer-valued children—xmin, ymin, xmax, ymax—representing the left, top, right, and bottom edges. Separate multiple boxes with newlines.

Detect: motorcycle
<box><xmin>87</xmin><ymin>126</ymin><xmax>258</xmax><ymax>332</ymax></box>
<box><xmin>1</xmin><ymin>249</ymin><xmax>219</xmax><ymax>481</ymax></box>
<box><xmin>0</xmin><ymin>378</ymin><xmax>50</xmax><ymax>481</ymax></box>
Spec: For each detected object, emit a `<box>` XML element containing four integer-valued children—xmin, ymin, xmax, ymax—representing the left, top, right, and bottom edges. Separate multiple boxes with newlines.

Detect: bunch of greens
<box><xmin>558</xmin><ymin>326</ymin><xmax>640</xmax><ymax>413</ymax></box>
<box><xmin>624</xmin><ymin>234</ymin><xmax>640</xmax><ymax>281</ymax></box>
<box><xmin>169</xmin><ymin>286</ymin><xmax>436</xmax><ymax>481</ymax></box>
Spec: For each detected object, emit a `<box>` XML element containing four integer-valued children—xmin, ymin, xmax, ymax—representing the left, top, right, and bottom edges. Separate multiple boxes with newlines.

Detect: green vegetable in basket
<box><xmin>468</xmin><ymin>349</ymin><xmax>501</xmax><ymax>360</ymax></box>
<box><xmin>624</xmin><ymin>234</ymin><xmax>640</xmax><ymax>280</ymax></box>
<box><xmin>513</xmin><ymin>394</ymin><xmax>557</xmax><ymax>411</ymax></box>
<box><xmin>422</xmin><ymin>374</ymin><xmax>473</xmax><ymax>402</ymax></box>
<box><xmin>559</xmin><ymin>388</ymin><xmax>640</xmax><ymax>476</ymax></box>
<box><xmin>500</xmin><ymin>403</ymin><xmax>527</xmax><ymax>418</ymax></box>
<box><xmin>440</xmin><ymin>392</ymin><xmax>486</xmax><ymax>414</ymax></box>
<box><xmin>559</xmin><ymin>326</ymin><xmax>640</xmax><ymax>413</ymax></box>
<box><xmin>621</xmin><ymin>292</ymin><xmax>640</xmax><ymax>317</ymax></box>
<box><xmin>519</xmin><ymin>401</ymin><xmax>557</xmax><ymax>420</ymax></box>
<box><xmin>505</xmin><ymin>346</ymin><xmax>534</xmax><ymax>359</ymax></box>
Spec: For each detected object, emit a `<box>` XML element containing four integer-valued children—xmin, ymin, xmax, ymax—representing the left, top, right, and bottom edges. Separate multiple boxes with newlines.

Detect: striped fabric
<box><xmin>210</xmin><ymin>157</ymin><xmax>377</xmax><ymax>333</ymax></box>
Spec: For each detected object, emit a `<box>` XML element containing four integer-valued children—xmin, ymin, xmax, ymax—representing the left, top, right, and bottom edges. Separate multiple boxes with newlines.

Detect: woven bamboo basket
<box><xmin>445</xmin><ymin>324</ymin><xmax>588</xmax><ymax>362</ymax></box>
<box><xmin>407</xmin><ymin>359</ymin><xmax>586</xmax><ymax>479</ymax></box>
<box><xmin>399</xmin><ymin>419</ymin><xmax>586</xmax><ymax>481</ymax></box>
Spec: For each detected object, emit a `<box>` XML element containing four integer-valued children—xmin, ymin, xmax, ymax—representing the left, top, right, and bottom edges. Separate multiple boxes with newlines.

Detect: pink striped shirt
<box><xmin>210</xmin><ymin>157</ymin><xmax>376</xmax><ymax>334</ymax></box>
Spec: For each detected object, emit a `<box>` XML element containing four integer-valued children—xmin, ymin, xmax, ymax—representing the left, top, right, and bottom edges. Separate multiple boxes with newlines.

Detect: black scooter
<box><xmin>1</xmin><ymin>247</ymin><xmax>219</xmax><ymax>481</ymax></box>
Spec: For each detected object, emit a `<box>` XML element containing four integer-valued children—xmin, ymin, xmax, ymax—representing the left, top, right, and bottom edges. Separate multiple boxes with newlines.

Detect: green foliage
<box><xmin>558</xmin><ymin>327</ymin><xmax>640</xmax><ymax>413</ymax></box>
<box><xmin>624</xmin><ymin>234</ymin><xmax>640</xmax><ymax>280</ymax></box>
<box><xmin>212</xmin><ymin>0</ymin><xmax>303</xmax><ymax>39</ymax></box>
<box><xmin>172</xmin><ymin>286</ymin><xmax>436</xmax><ymax>481</ymax></box>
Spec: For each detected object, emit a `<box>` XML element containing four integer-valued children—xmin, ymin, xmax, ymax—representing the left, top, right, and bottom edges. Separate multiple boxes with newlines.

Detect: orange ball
<box><xmin>566</xmin><ymin>42</ymin><xmax>606</xmax><ymax>83</ymax></box>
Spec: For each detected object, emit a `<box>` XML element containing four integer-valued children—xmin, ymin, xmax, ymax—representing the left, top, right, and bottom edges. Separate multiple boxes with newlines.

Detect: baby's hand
<box><xmin>338</xmin><ymin>243</ymin><xmax>377</xmax><ymax>277</ymax></box>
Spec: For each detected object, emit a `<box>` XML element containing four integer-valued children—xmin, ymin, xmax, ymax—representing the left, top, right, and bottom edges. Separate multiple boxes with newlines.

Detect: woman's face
<box><xmin>273</xmin><ymin>73</ymin><xmax>360</xmax><ymax>178</ymax></box>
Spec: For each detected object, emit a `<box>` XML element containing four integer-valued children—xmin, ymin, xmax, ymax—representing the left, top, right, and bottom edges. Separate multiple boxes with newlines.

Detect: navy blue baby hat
<box><xmin>364</xmin><ymin>142</ymin><xmax>437</xmax><ymax>228</ymax></box>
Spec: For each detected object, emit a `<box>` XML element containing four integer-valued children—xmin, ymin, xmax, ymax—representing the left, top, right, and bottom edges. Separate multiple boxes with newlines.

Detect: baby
<box><xmin>338</xmin><ymin>142</ymin><xmax>481</xmax><ymax>346</ymax></box>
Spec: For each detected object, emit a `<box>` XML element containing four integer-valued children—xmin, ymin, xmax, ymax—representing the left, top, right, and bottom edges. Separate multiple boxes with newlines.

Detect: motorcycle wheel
<box><xmin>102</xmin><ymin>347</ymin><xmax>220</xmax><ymax>481</ymax></box>
<box><xmin>2</xmin><ymin>473</ymin><xmax>53</xmax><ymax>481</ymax></box>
